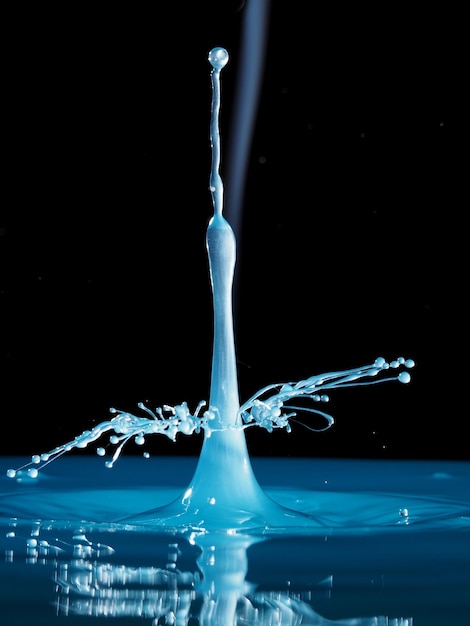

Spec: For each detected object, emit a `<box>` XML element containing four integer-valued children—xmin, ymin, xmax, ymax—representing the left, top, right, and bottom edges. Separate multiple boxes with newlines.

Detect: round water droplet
<box><xmin>31</xmin><ymin>455</ymin><xmax>41</xmax><ymax>464</ymax></box>
<box><xmin>110</xmin><ymin>435</ymin><xmax>119</xmax><ymax>444</ymax></box>
<box><xmin>6</xmin><ymin>469</ymin><xmax>16</xmax><ymax>479</ymax></box>
<box><xmin>208</xmin><ymin>47</ymin><xmax>229</xmax><ymax>70</ymax></box>
<box><xmin>96</xmin><ymin>447</ymin><xmax>106</xmax><ymax>457</ymax></box>
<box><xmin>398</xmin><ymin>371</ymin><xmax>411</xmax><ymax>384</ymax></box>
<box><xmin>27</xmin><ymin>468</ymin><xmax>39</xmax><ymax>479</ymax></box>
<box><xmin>26</xmin><ymin>538</ymin><xmax>38</xmax><ymax>548</ymax></box>
<box><xmin>405</xmin><ymin>358</ymin><xmax>415</xmax><ymax>368</ymax></box>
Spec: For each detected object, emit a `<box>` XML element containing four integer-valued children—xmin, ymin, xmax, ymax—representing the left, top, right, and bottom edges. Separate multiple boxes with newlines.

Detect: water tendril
<box><xmin>6</xmin><ymin>357</ymin><xmax>414</xmax><ymax>481</ymax></box>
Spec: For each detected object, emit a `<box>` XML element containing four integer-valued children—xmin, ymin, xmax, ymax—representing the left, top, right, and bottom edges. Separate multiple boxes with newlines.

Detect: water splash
<box><xmin>7</xmin><ymin>356</ymin><xmax>413</xmax><ymax>480</ymax></box>
<box><xmin>5</xmin><ymin>48</ymin><xmax>414</xmax><ymax>533</ymax></box>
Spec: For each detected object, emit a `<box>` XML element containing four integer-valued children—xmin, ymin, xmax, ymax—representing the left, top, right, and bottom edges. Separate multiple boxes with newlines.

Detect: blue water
<box><xmin>1</xmin><ymin>456</ymin><xmax>469</xmax><ymax>624</ymax></box>
<box><xmin>2</xmin><ymin>46</ymin><xmax>468</xmax><ymax>624</ymax></box>
<box><xmin>5</xmin><ymin>48</ymin><xmax>415</xmax><ymax>536</ymax></box>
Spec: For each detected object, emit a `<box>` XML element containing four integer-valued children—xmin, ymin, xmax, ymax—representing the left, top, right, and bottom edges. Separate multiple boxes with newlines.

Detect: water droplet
<box><xmin>398</xmin><ymin>372</ymin><xmax>411</xmax><ymax>384</ymax></box>
<box><xmin>208</xmin><ymin>47</ymin><xmax>229</xmax><ymax>70</ymax></box>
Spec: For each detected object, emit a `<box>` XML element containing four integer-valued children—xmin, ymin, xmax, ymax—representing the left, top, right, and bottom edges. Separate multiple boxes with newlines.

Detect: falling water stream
<box><xmin>1</xmin><ymin>47</ymin><xmax>469</xmax><ymax>625</ymax></box>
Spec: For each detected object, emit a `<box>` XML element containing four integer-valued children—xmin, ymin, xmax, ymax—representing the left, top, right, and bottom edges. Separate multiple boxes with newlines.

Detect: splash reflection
<box><xmin>5</xmin><ymin>523</ymin><xmax>413</xmax><ymax>625</ymax></box>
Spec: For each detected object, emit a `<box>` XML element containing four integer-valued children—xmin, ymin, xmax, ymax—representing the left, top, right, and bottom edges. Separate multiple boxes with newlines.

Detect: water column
<box><xmin>120</xmin><ymin>47</ymin><xmax>323</xmax><ymax>531</ymax></box>
<box><xmin>177</xmin><ymin>48</ymin><xmax>271</xmax><ymax>528</ymax></box>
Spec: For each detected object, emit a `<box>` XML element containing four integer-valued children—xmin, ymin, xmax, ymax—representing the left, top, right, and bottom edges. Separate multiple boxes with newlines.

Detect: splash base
<box><xmin>2</xmin><ymin>455</ymin><xmax>469</xmax><ymax>534</ymax></box>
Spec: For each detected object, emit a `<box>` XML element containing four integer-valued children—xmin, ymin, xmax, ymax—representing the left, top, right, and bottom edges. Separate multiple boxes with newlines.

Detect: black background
<box><xmin>1</xmin><ymin>2</ymin><xmax>465</xmax><ymax>460</ymax></box>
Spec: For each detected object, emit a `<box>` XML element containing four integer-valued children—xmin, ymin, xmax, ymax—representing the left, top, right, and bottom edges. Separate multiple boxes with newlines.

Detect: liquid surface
<box><xmin>2</xmin><ymin>456</ymin><xmax>469</xmax><ymax>534</ymax></box>
<box><xmin>1</xmin><ymin>457</ymin><xmax>469</xmax><ymax>625</ymax></box>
